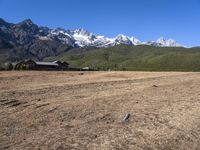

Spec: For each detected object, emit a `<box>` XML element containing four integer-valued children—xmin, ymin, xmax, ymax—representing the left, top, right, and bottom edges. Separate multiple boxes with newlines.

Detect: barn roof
<box><xmin>53</xmin><ymin>60</ymin><xmax>61</xmax><ymax>64</ymax></box>
<box><xmin>35</xmin><ymin>61</ymin><xmax>59</xmax><ymax>66</ymax></box>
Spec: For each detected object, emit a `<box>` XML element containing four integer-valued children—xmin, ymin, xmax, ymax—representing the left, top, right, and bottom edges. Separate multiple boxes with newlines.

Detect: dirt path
<box><xmin>0</xmin><ymin>71</ymin><xmax>200</xmax><ymax>150</ymax></box>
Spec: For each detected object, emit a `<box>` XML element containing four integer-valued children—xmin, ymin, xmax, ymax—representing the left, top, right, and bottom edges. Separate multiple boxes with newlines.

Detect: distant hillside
<box><xmin>45</xmin><ymin>45</ymin><xmax>200</xmax><ymax>71</ymax></box>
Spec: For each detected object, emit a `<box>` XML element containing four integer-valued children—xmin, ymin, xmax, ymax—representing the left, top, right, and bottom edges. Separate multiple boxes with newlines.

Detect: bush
<box><xmin>0</xmin><ymin>63</ymin><xmax>4</xmax><ymax>71</ymax></box>
<box><xmin>0</xmin><ymin>63</ymin><xmax>6</xmax><ymax>71</ymax></box>
<box><xmin>19</xmin><ymin>65</ymin><xmax>27</xmax><ymax>70</ymax></box>
<box><xmin>5</xmin><ymin>63</ymin><xmax>13</xmax><ymax>71</ymax></box>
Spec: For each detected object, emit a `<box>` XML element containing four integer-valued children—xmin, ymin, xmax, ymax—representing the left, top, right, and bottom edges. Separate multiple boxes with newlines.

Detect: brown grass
<box><xmin>0</xmin><ymin>71</ymin><xmax>200</xmax><ymax>150</ymax></box>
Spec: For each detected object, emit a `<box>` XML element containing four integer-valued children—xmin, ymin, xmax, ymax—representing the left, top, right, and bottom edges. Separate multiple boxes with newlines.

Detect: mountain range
<box><xmin>0</xmin><ymin>18</ymin><xmax>182</xmax><ymax>62</ymax></box>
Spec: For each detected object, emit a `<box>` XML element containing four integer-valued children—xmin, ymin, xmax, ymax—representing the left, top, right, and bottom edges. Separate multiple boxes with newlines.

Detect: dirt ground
<box><xmin>0</xmin><ymin>71</ymin><xmax>200</xmax><ymax>150</ymax></box>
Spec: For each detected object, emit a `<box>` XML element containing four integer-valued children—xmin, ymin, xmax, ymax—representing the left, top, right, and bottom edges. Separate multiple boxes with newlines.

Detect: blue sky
<box><xmin>0</xmin><ymin>0</ymin><xmax>199</xmax><ymax>46</ymax></box>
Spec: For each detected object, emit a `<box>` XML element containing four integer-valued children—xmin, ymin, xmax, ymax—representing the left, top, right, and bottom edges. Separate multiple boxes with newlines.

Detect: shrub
<box><xmin>0</xmin><ymin>63</ymin><xmax>4</xmax><ymax>71</ymax></box>
<box><xmin>5</xmin><ymin>63</ymin><xmax>13</xmax><ymax>71</ymax></box>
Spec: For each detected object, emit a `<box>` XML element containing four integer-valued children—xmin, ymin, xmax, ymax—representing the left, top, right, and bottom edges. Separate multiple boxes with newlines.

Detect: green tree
<box><xmin>0</xmin><ymin>63</ymin><xmax>3</xmax><ymax>71</ymax></box>
<box><xmin>5</xmin><ymin>63</ymin><xmax>13</xmax><ymax>71</ymax></box>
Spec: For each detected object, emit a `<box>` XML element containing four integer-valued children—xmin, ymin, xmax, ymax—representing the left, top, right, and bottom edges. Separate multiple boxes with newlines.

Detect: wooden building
<box><xmin>15</xmin><ymin>60</ymin><xmax>69</xmax><ymax>71</ymax></box>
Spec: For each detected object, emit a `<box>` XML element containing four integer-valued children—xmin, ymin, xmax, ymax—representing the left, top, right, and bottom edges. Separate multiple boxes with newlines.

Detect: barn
<box><xmin>15</xmin><ymin>60</ymin><xmax>69</xmax><ymax>71</ymax></box>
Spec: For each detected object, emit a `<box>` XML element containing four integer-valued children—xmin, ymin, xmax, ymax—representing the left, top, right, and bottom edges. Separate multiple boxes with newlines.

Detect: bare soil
<box><xmin>0</xmin><ymin>71</ymin><xmax>200</xmax><ymax>150</ymax></box>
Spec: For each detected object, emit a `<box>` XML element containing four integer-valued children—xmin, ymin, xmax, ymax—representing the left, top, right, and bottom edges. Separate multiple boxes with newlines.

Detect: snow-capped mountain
<box><xmin>70</xmin><ymin>30</ymin><xmax>140</xmax><ymax>48</ymax></box>
<box><xmin>0</xmin><ymin>18</ymin><xmax>183</xmax><ymax>49</ymax></box>
<box><xmin>44</xmin><ymin>28</ymin><xmax>182</xmax><ymax>48</ymax></box>
<box><xmin>0</xmin><ymin>18</ymin><xmax>185</xmax><ymax>62</ymax></box>
<box><xmin>46</xmin><ymin>28</ymin><xmax>142</xmax><ymax>48</ymax></box>
<box><xmin>144</xmin><ymin>37</ymin><xmax>182</xmax><ymax>47</ymax></box>
<box><xmin>156</xmin><ymin>37</ymin><xmax>182</xmax><ymax>47</ymax></box>
<box><xmin>49</xmin><ymin>26</ymin><xmax>183</xmax><ymax>48</ymax></box>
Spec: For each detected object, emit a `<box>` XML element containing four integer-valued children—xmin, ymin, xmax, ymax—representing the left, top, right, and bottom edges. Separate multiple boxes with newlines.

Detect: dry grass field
<box><xmin>0</xmin><ymin>71</ymin><xmax>200</xmax><ymax>150</ymax></box>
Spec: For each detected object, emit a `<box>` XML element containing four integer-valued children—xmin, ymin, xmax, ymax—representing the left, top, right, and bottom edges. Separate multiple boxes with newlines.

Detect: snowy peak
<box><xmin>107</xmin><ymin>34</ymin><xmax>140</xmax><ymax>46</ymax></box>
<box><xmin>73</xmin><ymin>28</ymin><xmax>92</xmax><ymax>37</ymax></box>
<box><xmin>156</xmin><ymin>37</ymin><xmax>181</xmax><ymax>47</ymax></box>
<box><xmin>70</xmin><ymin>29</ymin><xmax>97</xmax><ymax>47</ymax></box>
<box><xmin>130</xmin><ymin>37</ymin><xmax>141</xmax><ymax>45</ymax></box>
<box><xmin>114</xmin><ymin>34</ymin><xmax>133</xmax><ymax>45</ymax></box>
<box><xmin>144</xmin><ymin>37</ymin><xmax>182</xmax><ymax>47</ymax></box>
<box><xmin>115</xmin><ymin>34</ymin><xmax>130</xmax><ymax>40</ymax></box>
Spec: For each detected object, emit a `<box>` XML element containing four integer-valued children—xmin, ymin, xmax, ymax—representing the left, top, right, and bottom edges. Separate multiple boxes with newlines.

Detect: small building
<box><xmin>81</xmin><ymin>67</ymin><xmax>95</xmax><ymax>71</ymax></box>
<box><xmin>15</xmin><ymin>59</ymin><xmax>69</xmax><ymax>71</ymax></box>
<box><xmin>82</xmin><ymin>67</ymin><xmax>90</xmax><ymax>71</ymax></box>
